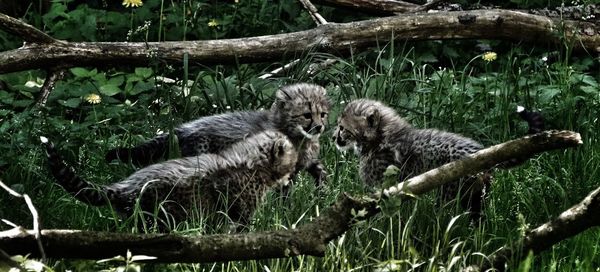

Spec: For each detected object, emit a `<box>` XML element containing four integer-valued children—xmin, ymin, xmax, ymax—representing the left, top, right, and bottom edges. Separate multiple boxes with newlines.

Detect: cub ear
<box><xmin>366</xmin><ymin>109</ymin><xmax>381</xmax><ymax>128</ymax></box>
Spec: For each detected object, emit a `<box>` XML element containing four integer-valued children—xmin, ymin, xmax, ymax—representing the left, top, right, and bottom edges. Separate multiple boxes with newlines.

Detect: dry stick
<box><xmin>465</xmin><ymin>185</ymin><xmax>600</xmax><ymax>271</ymax></box>
<box><xmin>258</xmin><ymin>59</ymin><xmax>301</xmax><ymax>80</ymax></box>
<box><xmin>258</xmin><ymin>0</ymin><xmax>329</xmax><ymax>80</ymax></box>
<box><xmin>299</xmin><ymin>0</ymin><xmax>328</xmax><ymax>25</ymax></box>
<box><xmin>36</xmin><ymin>69</ymin><xmax>66</xmax><ymax>107</ymax></box>
<box><xmin>1</xmin><ymin>10</ymin><xmax>598</xmax><ymax>74</ymax></box>
<box><xmin>0</xmin><ymin>131</ymin><xmax>582</xmax><ymax>263</ymax></box>
<box><xmin>0</xmin><ymin>13</ymin><xmax>57</xmax><ymax>43</ymax></box>
<box><xmin>314</xmin><ymin>0</ymin><xmax>439</xmax><ymax>15</ymax></box>
<box><xmin>0</xmin><ymin>180</ymin><xmax>46</xmax><ymax>262</ymax></box>
<box><xmin>258</xmin><ymin>0</ymin><xmax>327</xmax><ymax>79</ymax></box>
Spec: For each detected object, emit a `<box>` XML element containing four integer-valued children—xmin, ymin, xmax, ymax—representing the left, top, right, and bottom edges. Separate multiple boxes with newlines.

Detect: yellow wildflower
<box><xmin>85</xmin><ymin>93</ymin><xmax>101</xmax><ymax>104</ymax></box>
<box><xmin>482</xmin><ymin>52</ymin><xmax>497</xmax><ymax>62</ymax></box>
<box><xmin>122</xmin><ymin>0</ymin><xmax>143</xmax><ymax>8</ymax></box>
<box><xmin>208</xmin><ymin>19</ymin><xmax>219</xmax><ymax>27</ymax></box>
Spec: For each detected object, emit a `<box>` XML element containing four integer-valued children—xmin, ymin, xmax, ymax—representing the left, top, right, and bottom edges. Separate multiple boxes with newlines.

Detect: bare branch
<box><xmin>299</xmin><ymin>0</ymin><xmax>328</xmax><ymax>25</ymax></box>
<box><xmin>0</xmin><ymin>12</ymin><xmax>58</xmax><ymax>44</ymax></box>
<box><xmin>36</xmin><ymin>69</ymin><xmax>66</xmax><ymax>107</ymax></box>
<box><xmin>383</xmin><ymin>130</ymin><xmax>583</xmax><ymax>198</ymax></box>
<box><xmin>0</xmin><ymin>131</ymin><xmax>581</xmax><ymax>263</ymax></box>
<box><xmin>1</xmin><ymin>10</ymin><xmax>598</xmax><ymax>74</ymax></box>
<box><xmin>466</xmin><ymin>185</ymin><xmax>600</xmax><ymax>271</ymax></box>
<box><xmin>0</xmin><ymin>179</ymin><xmax>46</xmax><ymax>262</ymax></box>
<box><xmin>314</xmin><ymin>0</ymin><xmax>428</xmax><ymax>15</ymax></box>
<box><xmin>258</xmin><ymin>59</ymin><xmax>301</xmax><ymax>79</ymax></box>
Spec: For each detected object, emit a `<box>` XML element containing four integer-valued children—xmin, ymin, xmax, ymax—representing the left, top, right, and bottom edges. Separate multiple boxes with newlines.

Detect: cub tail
<box><xmin>40</xmin><ymin>136</ymin><xmax>108</xmax><ymax>206</ymax></box>
<box><xmin>517</xmin><ymin>106</ymin><xmax>545</xmax><ymax>134</ymax></box>
<box><xmin>105</xmin><ymin>134</ymin><xmax>170</xmax><ymax>167</ymax></box>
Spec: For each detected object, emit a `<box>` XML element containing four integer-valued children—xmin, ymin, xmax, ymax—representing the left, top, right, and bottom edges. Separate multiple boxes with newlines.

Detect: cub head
<box><xmin>271</xmin><ymin>83</ymin><xmax>330</xmax><ymax>140</ymax></box>
<box><xmin>333</xmin><ymin>99</ymin><xmax>405</xmax><ymax>153</ymax></box>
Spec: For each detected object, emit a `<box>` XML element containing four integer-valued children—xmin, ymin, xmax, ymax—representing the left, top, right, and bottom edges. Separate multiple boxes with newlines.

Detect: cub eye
<box><xmin>339</xmin><ymin>126</ymin><xmax>344</xmax><ymax>131</ymax></box>
<box><xmin>320</xmin><ymin>112</ymin><xmax>327</xmax><ymax>118</ymax></box>
<box><xmin>303</xmin><ymin>113</ymin><xmax>312</xmax><ymax>119</ymax></box>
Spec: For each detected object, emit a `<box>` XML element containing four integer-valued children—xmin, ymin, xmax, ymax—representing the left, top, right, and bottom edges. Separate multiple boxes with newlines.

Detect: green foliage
<box><xmin>1</xmin><ymin>0</ymin><xmax>599</xmax><ymax>271</ymax></box>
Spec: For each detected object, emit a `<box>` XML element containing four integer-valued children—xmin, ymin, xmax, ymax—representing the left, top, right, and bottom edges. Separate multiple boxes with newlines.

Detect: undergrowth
<box><xmin>0</xmin><ymin>0</ymin><xmax>599</xmax><ymax>271</ymax></box>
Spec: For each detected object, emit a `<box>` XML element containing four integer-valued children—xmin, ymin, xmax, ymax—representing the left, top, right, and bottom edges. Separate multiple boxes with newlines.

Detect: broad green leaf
<box><xmin>108</xmin><ymin>75</ymin><xmax>125</xmax><ymax>86</ymax></box>
<box><xmin>580</xmin><ymin>86</ymin><xmax>598</xmax><ymax>94</ymax></box>
<box><xmin>129</xmin><ymin>81</ymin><xmax>154</xmax><ymax>95</ymax></box>
<box><xmin>539</xmin><ymin>87</ymin><xmax>561</xmax><ymax>103</ymax></box>
<box><xmin>99</xmin><ymin>84</ymin><xmax>121</xmax><ymax>96</ymax></box>
<box><xmin>59</xmin><ymin>98</ymin><xmax>81</xmax><ymax>108</ymax></box>
<box><xmin>581</xmin><ymin>75</ymin><xmax>598</xmax><ymax>87</ymax></box>
<box><xmin>135</xmin><ymin>68</ymin><xmax>153</xmax><ymax>79</ymax></box>
<box><xmin>70</xmin><ymin>67</ymin><xmax>90</xmax><ymax>78</ymax></box>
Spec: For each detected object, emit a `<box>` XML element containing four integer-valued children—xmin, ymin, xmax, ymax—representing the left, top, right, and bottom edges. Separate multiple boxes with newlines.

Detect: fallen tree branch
<box><xmin>299</xmin><ymin>0</ymin><xmax>328</xmax><ymax>25</ymax></box>
<box><xmin>0</xmin><ymin>10</ymin><xmax>598</xmax><ymax>74</ymax></box>
<box><xmin>0</xmin><ymin>13</ymin><xmax>57</xmax><ymax>43</ymax></box>
<box><xmin>0</xmin><ymin>131</ymin><xmax>582</xmax><ymax>262</ymax></box>
<box><xmin>314</xmin><ymin>0</ymin><xmax>435</xmax><ymax>15</ymax></box>
<box><xmin>466</xmin><ymin>185</ymin><xmax>600</xmax><ymax>272</ymax></box>
<box><xmin>36</xmin><ymin>69</ymin><xmax>66</xmax><ymax>107</ymax></box>
<box><xmin>383</xmin><ymin>130</ymin><xmax>582</xmax><ymax>198</ymax></box>
<box><xmin>0</xmin><ymin>180</ymin><xmax>46</xmax><ymax>262</ymax></box>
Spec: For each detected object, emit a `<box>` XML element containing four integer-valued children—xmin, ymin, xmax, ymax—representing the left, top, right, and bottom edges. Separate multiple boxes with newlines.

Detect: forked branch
<box><xmin>0</xmin><ymin>131</ymin><xmax>582</xmax><ymax>263</ymax></box>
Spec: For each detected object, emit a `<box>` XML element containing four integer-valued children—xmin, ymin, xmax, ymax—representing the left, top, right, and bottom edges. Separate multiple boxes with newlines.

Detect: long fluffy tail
<box><xmin>40</xmin><ymin>136</ymin><xmax>108</xmax><ymax>206</ymax></box>
<box><xmin>498</xmin><ymin>107</ymin><xmax>546</xmax><ymax>169</ymax></box>
<box><xmin>105</xmin><ymin>134</ymin><xmax>170</xmax><ymax>167</ymax></box>
<box><xmin>517</xmin><ymin>106</ymin><xmax>545</xmax><ymax>134</ymax></box>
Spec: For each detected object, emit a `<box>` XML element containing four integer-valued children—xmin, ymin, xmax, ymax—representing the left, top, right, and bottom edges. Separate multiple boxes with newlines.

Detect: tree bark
<box><xmin>0</xmin><ymin>10</ymin><xmax>598</xmax><ymax>74</ymax></box>
<box><xmin>0</xmin><ymin>131</ymin><xmax>582</xmax><ymax>263</ymax></box>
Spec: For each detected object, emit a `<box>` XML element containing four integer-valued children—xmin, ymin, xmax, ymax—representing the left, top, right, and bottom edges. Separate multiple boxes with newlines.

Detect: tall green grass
<box><xmin>1</xmin><ymin>40</ymin><xmax>599</xmax><ymax>271</ymax></box>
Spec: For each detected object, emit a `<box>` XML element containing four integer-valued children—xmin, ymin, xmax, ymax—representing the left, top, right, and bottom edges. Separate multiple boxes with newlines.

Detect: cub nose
<box><xmin>335</xmin><ymin>137</ymin><xmax>347</xmax><ymax>146</ymax></box>
<box><xmin>314</xmin><ymin>125</ymin><xmax>323</xmax><ymax>133</ymax></box>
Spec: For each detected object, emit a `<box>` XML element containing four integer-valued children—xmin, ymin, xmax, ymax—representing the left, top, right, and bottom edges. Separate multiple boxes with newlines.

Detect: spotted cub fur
<box><xmin>106</xmin><ymin>83</ymin><xmax>330</xmax><ymax>186</ymax></box>
<box><xmin>42</xmin><ymin>130</ymin><xmax>297</xmax><ymax>230</ymax></box>
<box><xmin>332</xmin><ymin>99</ymin><xmax>486</xmax><ymax>216</ymax></box>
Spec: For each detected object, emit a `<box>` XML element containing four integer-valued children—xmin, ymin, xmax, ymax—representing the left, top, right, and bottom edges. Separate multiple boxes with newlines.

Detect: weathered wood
<box><xmin>0</xmin><ymin>10</ymin><xmax>598</xmax><ymax>74</ymax></box>
<box><xmin>0</xmin><ymin>131</ymin><xmax>582</xmax><ymax>263</ymax></box>
<box><xmin>0</xmin><ymin>13</ymin><xmax>57</xmax><ymax>43</ymax></box>
<box><xmin>314</xmin><ymin>0</ymin><xmax>435</xmax><ymax>14</ymax></box>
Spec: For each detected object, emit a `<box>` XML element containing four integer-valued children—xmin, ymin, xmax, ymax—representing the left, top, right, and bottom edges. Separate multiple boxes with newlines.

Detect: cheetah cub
<box><xmin>106</xmin><ymin>83</ymin><xmax>330</xmax><ymax>186</ymax></box>
<box><xmin>41</xmin><ymin>130</ymin><xmax>297</xmax><ymax>231</ymax></box>
<box><xmin>332</xmin><ymin>99</ymin><xmax>487</xmax><ymax>217</ymax></box>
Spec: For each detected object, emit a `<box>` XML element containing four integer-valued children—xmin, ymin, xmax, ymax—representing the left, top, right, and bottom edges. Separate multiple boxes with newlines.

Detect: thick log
<box><xmin>0</xmin><ymin>131</ymin><xmax>582</xmax><ymax>263</ymax></box>
<box><xmin>0</xmin><ymin>10</ymin><xmax>598</xmax><ymax>74</ymax></box>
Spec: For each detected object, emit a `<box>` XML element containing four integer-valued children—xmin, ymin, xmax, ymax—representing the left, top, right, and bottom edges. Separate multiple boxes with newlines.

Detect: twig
<box><xmin>36</xmin><ymin>69</ymin><xmax>66</xmax><ymax>107</ymax></box>
<box><xmin>0</xmin><ymin>131</ymin><xmax>582</xmax><ymax>263</ymax></box>
<box><xmin>0</xmin><ymin>12</ymin><xmax>58</xmax><ymax>44</ymax></box>
<box><xmin>0</xmin><ymin>179</ymin><xmax>46</xmax><ymax>262</ymax></box>
<box><xmin>258</xmin><ymin>59</ymin><xmax>301</xmax><ymax>80</ymax></box>
<box><xmin>298</xmin><ymin>0</ymin><xmax>328</xmax><ymax>25</ymax></box>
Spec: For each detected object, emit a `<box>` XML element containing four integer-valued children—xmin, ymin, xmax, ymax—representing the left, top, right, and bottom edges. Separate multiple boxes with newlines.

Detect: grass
<box><xmin>1</xmin><ymin>40</ymin><xmax>599</xmax><ymax>271</ymax></box>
